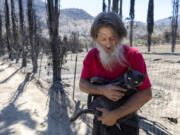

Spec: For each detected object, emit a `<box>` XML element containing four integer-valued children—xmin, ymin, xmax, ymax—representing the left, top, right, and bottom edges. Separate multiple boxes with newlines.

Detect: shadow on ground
<box><xmin>0</xmin><ymin>67</ymin><xmax>22</xmax><ymax>84</ymax></box>
<box><xmin>139</xmin><ymin>116</ymin><xmax>172</xmax><ymax>135</ymax></box>
<box><xmin>40</xmin><ymin>81</ymin><xmax>91</xmax><ymax>135</ymax></box>
<box><xmin>0</xmin><ymin>73</ymin><xmax>37</xmax><ymax>135</ymax></box>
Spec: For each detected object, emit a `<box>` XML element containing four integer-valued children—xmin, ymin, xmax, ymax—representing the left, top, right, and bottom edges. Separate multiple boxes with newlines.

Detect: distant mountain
<box><xmin>61</xmin><ymin>8</ymin><xmax>93</xmax><ymax>20</ymax></box>
<box><xmin>0</xmin><ymin>1</ymin><xmax>93</xmax><ymax>38</ymax></box>
<box><xmin>155</xmin><ymin>15</ymin><xmax>180</xmax><ymax>26</ymax></box>
<box><xmin>0</xmin><ymin>0</ymin><xmax>179</xmax><ymax>40</ymax></box>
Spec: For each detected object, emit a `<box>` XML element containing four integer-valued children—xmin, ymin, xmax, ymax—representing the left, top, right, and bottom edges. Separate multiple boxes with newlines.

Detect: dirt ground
<box><xmin>0</xmin><ymin>44</ymin><xmax>180</xmax><ymax>135</ymax></box>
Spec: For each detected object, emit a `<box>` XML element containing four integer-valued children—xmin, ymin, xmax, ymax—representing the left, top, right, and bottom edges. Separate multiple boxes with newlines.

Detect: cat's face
<box><xmin>126</xmin><ymin>68</ymin><xmax>146</xmax><ymax>88</ymax></box>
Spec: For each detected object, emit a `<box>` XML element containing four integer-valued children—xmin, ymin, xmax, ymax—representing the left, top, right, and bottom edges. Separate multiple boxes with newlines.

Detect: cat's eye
<box><xmin>134</xmin><ymin>81</ymin><xmax>138</xmax><ymax>84</ymax></box>
<box><xmin>128</xmin><ymin>77</ymin><xmax>131</xmax><ymax>80</ymax></box>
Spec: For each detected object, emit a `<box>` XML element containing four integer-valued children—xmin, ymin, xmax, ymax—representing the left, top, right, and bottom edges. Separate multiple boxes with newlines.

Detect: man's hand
<box><xmin>96</xmin><ymin>108</ymin><xmax>117</xmax><ymax>126</ymax></box>
<box><xmin>100</xmin><ymin>84</ymin><xmax>127</xmax><ymax>101</ymax></box>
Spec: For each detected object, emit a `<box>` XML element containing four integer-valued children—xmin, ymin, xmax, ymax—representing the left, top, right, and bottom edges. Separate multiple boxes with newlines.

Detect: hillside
<box><xmin>0</xmin><ymin>0</ymin><xmax>179</xmax><ymax>40</ymax></box>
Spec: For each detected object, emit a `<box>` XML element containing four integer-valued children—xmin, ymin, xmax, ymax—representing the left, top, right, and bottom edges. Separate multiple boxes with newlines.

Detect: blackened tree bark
<box><xmin>112</xmin><ymin>0</ymin><xmax>119</xmax><ymax>13</ymax></box>
<box><xmin>46</xmin><ymin>0</ymin><xmax>61</xmax><ymax>82</ymax></box>
<box><xmin>0</xmin><ymin>11</ymin><xmax>3</xmax><ymax>55</ymax></box>
<box><xmin>27</xmin><ymin>0</ymin><xmax>38</xmax><ymax>73</ymax></box>
<box><xmin>171</xmin><ymin>0</ymin><xmax>179</xmax><ymax>52</ymax></box>
<box><xmin>119</xmin><ymin>0</ymin><xmax>123</xmax><ymax>19</ymax></box>
<box><xmin>129</xmin><ymin>0</ymin><xmax>135</xmax><ymax>46</ymax></box>
<box><xmin>108</xmin><ymin>0</ymin><xmax>111</xmax><ymax>12</ymax></box>
<box><xmin>147</xmin><ymin>0</ymin><xmax>154</xmax><ymax>52</ymax></box>
<box><xmin>5</xmin><ymin>0</ymin><xmax>12</xmax><ymax>59</ymax></box>
<box><xmin>19</xmin><ymin>0</ymin><xmax>27</xmax><ymax>67</ymax></box>
<box><xmin>11</xmin><ymin>0</ymin><xmax>20</xmax><ymax>63</ymax></box>
<box><xmin>103</xmin><ymin>0</ymin><xmax>106</xmax><ymax>12</ymax></box>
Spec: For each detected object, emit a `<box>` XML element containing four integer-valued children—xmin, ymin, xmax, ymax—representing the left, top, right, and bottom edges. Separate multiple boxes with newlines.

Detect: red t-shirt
<box><xmin>80</xmin><ymin>45</ymin><xmax>151</xmax><ymax>90</ymax></box>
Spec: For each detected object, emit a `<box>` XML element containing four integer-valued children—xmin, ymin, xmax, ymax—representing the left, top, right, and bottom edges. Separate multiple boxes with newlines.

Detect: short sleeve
<box><xmin>132</xmin><ymin>52</ymin><xmax>151</xmax><ymax>90</ymax></box>
<box><xmin>80</xmin><ymin>54</ymin><xmax>92</xmax><ymax>80</ymax></box>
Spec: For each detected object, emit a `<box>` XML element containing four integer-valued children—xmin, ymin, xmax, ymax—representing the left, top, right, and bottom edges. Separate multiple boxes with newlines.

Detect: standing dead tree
<box><xmin>46</xmin><ymin>0</ymin><xmax>62</xmax><ymax>82</ymax></box>
<box><xmin>147</xmin><ymin>0</ymin><xmax>154</xmax><ymax>52</ymax></box>
<box><xmin>11</xmin><ymin>0</ymin><xmax>20</xmax><ymax>63</ymax></box>
<box><xmin>108</xmin><ymin>0</ymin><xmax>111</xmax><ymax>12</ymax></box>
<box><xmin>129</xmin><ymin>0</ymin><xmax>135</xmax><ymax>46</ymax></box>
<box><xmin>70</xmin><ymin>32</ymin><xmax>80</xmax><ymax>53</ymax></box>
<box><xmin>103</xmin><ymin>0</ymin><xmax>106</xmax><ymax>12</ymax></box>
<box><xmin>27</xmin><ymin>0</ymin><xmax>38</xmax><ymax>73</ymax></box>
<box><xmin>19</xmin><ymin>0</ymin><xmax>27</xmax><ymax>67</ymax></box>
<box><xmin>112</xmin><ymin>0</ymin><xmax>119</xmax><ymax>14</ymax></box>
<box><xmin>171</xmin><ymin>0</ymin><xmax>179</xmax><ymax>52</ymax></box>
<box><xmin>0</xmin><ymin>11</ymin><xmax>4</xmax><ymax>56</ymax></box>
<box><xmin>4</xmin><ymin>0</ymin><xmax>13</xmax><ymax>59</ymax></box>
<box><xmin>119</xmin><ymin>0</ymin><xmax>123</xmax><ymax>19</ymax></box>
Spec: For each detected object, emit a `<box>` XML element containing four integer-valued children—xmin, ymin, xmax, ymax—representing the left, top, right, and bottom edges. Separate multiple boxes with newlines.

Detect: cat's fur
<box><xmin>70</xmin><ymin>67</ymin><xmax>145</xmax><ymax>123</ymax></box>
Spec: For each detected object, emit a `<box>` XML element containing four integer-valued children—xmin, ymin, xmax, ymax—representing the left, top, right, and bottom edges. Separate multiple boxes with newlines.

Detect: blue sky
<box><xmin>58</xmin><ymin>0</ymin><xmax>172</xmax><ymax>22</ymax></box>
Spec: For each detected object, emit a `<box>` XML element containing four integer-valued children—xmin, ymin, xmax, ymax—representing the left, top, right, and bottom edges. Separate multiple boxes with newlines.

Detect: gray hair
<box><xmin>90</xmin><ymin>12</ymin><xmax>127</xmax><ymax>40</ymax></box>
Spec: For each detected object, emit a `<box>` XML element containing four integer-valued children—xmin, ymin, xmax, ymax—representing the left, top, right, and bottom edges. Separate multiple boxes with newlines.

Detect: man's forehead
<box><xmin>97</xmin><ymin>32</ymin><xmax>116</xmax><ymax>38</ymax></box>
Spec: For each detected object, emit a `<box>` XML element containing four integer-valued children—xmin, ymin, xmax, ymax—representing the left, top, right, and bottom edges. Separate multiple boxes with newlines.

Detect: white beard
<box><xmin>96</xmin><ymin>41</ymin><xmax>126</xmax><ymax>71</ymax></box>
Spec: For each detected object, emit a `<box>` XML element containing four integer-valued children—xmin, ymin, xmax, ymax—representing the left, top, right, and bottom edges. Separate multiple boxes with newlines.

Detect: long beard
<box><xmin>96</xmin><ymin>42</ymin><xmax>126</xmax><ymax>72</ymax></box>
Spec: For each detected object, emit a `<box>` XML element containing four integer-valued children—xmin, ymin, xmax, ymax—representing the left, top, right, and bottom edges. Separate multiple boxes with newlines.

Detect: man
<box><xmin>79</xmin><ymin>12</ymin><xmax>152</xmax><ymax>135</ymax></box>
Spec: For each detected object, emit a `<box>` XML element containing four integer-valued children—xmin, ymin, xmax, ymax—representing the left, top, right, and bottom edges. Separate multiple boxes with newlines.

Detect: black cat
<box><xmin>70</xmin><ymin>67</ymin><xmax>146</xmax><ymax>123</ymax></box>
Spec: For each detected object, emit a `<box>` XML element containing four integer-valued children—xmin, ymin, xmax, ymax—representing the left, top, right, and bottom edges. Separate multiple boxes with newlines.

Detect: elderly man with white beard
<box><xmin>79</xmin><ymin>12</ymin><xmax>152</xmax><ymax>135</ymax></box>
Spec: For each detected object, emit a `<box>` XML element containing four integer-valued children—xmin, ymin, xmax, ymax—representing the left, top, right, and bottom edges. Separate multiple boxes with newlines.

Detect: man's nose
<box><xmin>105</xmin><ymin>40</ymin><xmax>112</xmax><ymax>48</ymax></box>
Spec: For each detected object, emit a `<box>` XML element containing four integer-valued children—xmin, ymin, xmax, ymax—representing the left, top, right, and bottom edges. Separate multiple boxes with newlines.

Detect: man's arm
<box><xmin>113</xmin><ymin>88</ymin><xmax>152</xmax><ymax>119</ymax></box>
<box><xmin>79</xmin><ymin>78</ymin><xmax>126</xmax><ymax>101</ymax></box>
<box><xmin>79</xmin><ymin>78</ymin><xmax>104</xmax><ymax>95</ymax></box>
<box><xmin>97</xmin><ymin>88</ymin><xmax>152</xmax><ymax>126</ymax></box>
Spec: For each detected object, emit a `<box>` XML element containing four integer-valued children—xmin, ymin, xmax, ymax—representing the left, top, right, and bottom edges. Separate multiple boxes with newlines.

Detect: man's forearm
<box><xmin>113</xmin><ymin>88</ymin><xmax>152</xmax><ymax>119</ymax></box>
<box><xmin>79</xmin><ymin>78</ymin><xmax>104</xmax><ymax>95</ymax></box>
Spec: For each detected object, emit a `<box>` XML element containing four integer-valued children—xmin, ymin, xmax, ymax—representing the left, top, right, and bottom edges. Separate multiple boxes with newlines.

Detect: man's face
<box><xmin>96</xmin><ymin>27</ymin><xmax>119</xmax><ymax>54</ymax></box>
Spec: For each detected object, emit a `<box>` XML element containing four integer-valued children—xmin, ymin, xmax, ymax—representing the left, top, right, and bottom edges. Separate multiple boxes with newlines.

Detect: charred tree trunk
<box><xmin>46</xmin><ymin>0</ymin><xmax>61</xmax><ymax>82</ymax></box>
<box><xmin>5</xmin><ymin>0</ymin><xmax>12</xmax><ymax>59</ymax></box>
<box><xmin>11</xmin><ymin>0</ymin><xmax>19</xmax><ymax>63</ymax></box>
<box><xmin>147</xmin><ymin>0</ymin><xmax>154</xmax><ymax>52</ymax></box>
<box><xmin>112</xmin><ymin>0</ymin><xmax>119</xmax><ymax>13</ymax></box>
<box><xmin>103</xmin><ymin>0</ymin><xmax>106</xmax><ymax>12</ymax></box>
<box><xmin>0</xmin><ymin>11</ymin><xmax>3</xmax><ymax>56</ymax></box>
<box><xmin>171</xmin><ymin>0</ymin><xmax>179</xmax><ymax>52</ymax></box>
<box><xmin>129</xmin><ymin>0</ymin><xmax>135</xmax><ymax>46</ymax></box>
<box><xmin>119</xmin><ymin>0</ymin><xmax>123</xmax><ymax>19</ymax></box>
<box><xmin>19</xmin><ymin>0</ymin><xmax>27</xmax><ymax>67</ymax></box>
<box><xmin>108</xmin><ymin>0</ymin><xmax>111</xmax><ymax>12</ymax></box>
<box><xmin>33</xmin><ymin>11</ymin><xmax>39</xmax><ymax>73</ymax></box>
<box><xmin>27</xmin><ymin>0</ymin><xmax>38</xmax><ymax>73</ymax></box>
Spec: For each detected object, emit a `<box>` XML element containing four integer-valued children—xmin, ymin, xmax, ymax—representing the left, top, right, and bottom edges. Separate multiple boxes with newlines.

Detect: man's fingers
<box><xmin>112</xmin><ymin>91</ymin><xmax>125</xmax><ymax>97</ymax></box>
<box><xmin>113</xmin><ymin>94</ymin><xmax>123</xmax><ymax>99</ymax></box>
<box><xmin>96</xmin><ymin>108</ymin><xmax>104</xmax><ymax>121</ymax></box>
<box><xmin>112</xmin><ymin>97</ymin><xmax>119</xmax><ymax>102</ymax></box>
<box><xmin>97</xmin><ymin>116</ymin><xmax>103</xmax><ymax>121</ymax></box>
<box><xmin>112</xmin><ymin>86</ymin><xmax>127</xmax><ymax>92</ymax></box>
<box><xmin>96</xmin><ymin>107</ymin><xmax>105</xmax><ymax>112</ymax></box>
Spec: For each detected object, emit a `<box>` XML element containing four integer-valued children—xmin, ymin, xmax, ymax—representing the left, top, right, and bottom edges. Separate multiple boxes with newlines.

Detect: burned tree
<box><xmin>11</xmin><ymin>0</ymin><xmax>20</xmax><ymax>63</ymax></box>
<box><xmin>108</xmin><ymin>0</ymin><xmax>111</xmax><ymax>12</ymax></box>
<box><xmin>129</xmin><ymin>0</ymin><xmax>135</xmax><ymax>46</ymax></box>
<box><xmin>112</xmin><ymin>0</ymin><xmax>119</xmax><ymax>13</ymax></box>
<box><xmin>171</xmin><ymin>0</ymin><xmax>179</xmax><ymax>52</ymax></box>
<box><xmin>70</xmin><ymin>32</ymin><xmax>80</xmax><ymax>53</ymax></box>
<box><xmin>46</xmin><ymin>0</ymin><xmax>62</xmax><ymax>82</ymax></box>
<box><xmin>103</xmin><ymin>0</ymin><xmax>106</xmax><ymax>12</ymax></box>
<box><xmin>27</xmin><ymin>0</ymin><xmax>39</xmax><ymax>73</ymax></box>
<box><xmin>119</xmin><ymin>0</ymin><xmax>123</xmax><ymax>19</ymax></box>
<box><xmin>4</xmin><ymin>0</ymin><xmax>12</xmax><ymax>59</ymax></box>
<box><xmin>147</xmin><ymin>0</ymin><xmax>154</xmax><ymax>52</ymax></box>
<box><xmin>19</xmin><ymin>0</ymin><xmax>27</xmax><ymax>67</ymax></box>
<box><xmin>0</xmin><ymin>11</ymin><xmax>3</xmax><ymax>55</ymax></box>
